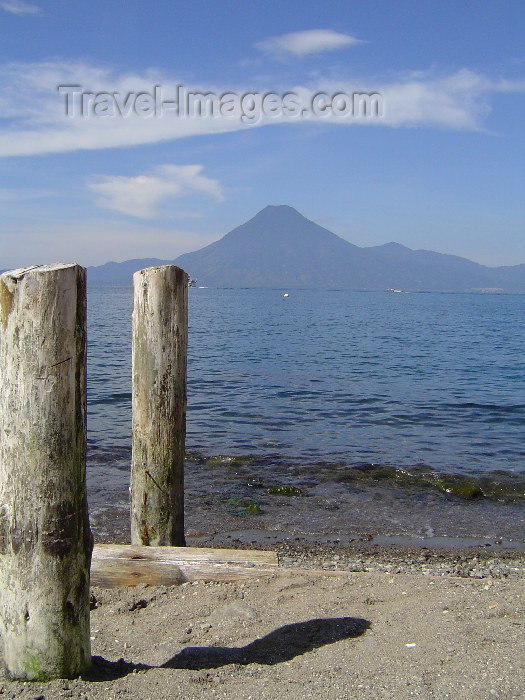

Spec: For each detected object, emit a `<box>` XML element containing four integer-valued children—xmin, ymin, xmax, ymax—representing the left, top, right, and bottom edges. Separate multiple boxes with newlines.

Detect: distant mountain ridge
<box><xmin>86</xmin><ymin>258</ymin><xmax>170</xmax><ymax>283</ymax></box>
<box><xmin>5</xmin><ymin>206</ymin><xmax>524</xmax><ymax>291</ymax></box>
<box><xmin>173</xmin><ymin>205</ymin><xmax>525</xmax><ymax>292</ymax></box>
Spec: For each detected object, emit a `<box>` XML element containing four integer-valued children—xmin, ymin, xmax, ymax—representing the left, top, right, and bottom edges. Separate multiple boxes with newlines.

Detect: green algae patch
<box><xmin>226</xmin><ymin>497</ymin><xmax>262</xmax><ymax>515</ymax></box>
<box><xmin>336</xmin><ymin>463</ymin><xmax>523</xmax><ymax>502</ymax></box>
<box><xmin>435</xmin><ymin>479</ymin><xmax>484</xmax><ymax>500</ymax></box>
<box><xmin>206</xmin><ymin>456</ymin><xmax>227</xmax><ymax>467</ymax></box>
<box><xmin>22</xmin><ymin>656</ymin><xmax>52</xmax><ymax>682</ymax></box>
<box><xmin>478</xmin><ymin>478</ymin><xmax>525</xmax><ymax>502</ymax></box>
<box><xmin>337</xmin><ymin>464</ymin><xmax>405</xmax><ymax>484</ymax></box>
<box><xmin>206</xmin><ymin>455</ymin><xmax>258</xmax><ymax>468</ymax></box>
<box><xmin>267</xmin><ymin>486</ymin><xmax>305</xmax><ymax>496</ymax></box>
<box><xmin>244</xmin><ymin>502</ymin><xmax>262</xmax><ymax>515</ymax></box>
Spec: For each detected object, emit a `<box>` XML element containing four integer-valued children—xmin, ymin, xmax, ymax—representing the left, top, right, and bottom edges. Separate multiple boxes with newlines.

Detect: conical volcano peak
<box><xmin>252</xmin><ymin>204</ymin><xmax>305</xmax><ymax>222</ymax></box>
<box><xmin>86</xmin><ymin>203</ymin><xmax>525</xmax><ymax>292</ymax></box>
<box><xmin>228</xmin><ymin>204</ymin><xmax>340</xmax><ymax>245</ymax></box>
<box><xmin>172</xmin><ymin>204</ymin><xmax>522</xmax><ymax>290</ymax></box>
<box><xmin>258</xmin><ymin>204</ymin><xmax>300</xmax><ymax>214</ymax></box>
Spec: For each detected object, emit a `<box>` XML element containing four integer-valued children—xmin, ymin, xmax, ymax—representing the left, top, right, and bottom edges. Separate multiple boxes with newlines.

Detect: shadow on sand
<box><xmin>85</xmin><ymin>616</ymin><xmax>370</xmax><ymax>681</ymax></box>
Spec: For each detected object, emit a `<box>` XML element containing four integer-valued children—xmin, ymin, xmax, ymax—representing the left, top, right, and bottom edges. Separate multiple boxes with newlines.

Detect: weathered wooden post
<box><xmin>0</xmin><ymin>264</ymin><xmax>92</xmax><ymax>680</ymax></box>
<box><xmin>130</xmin><ymin>265</ymin><xmax>188</xmax><ymax>546</ymax></box>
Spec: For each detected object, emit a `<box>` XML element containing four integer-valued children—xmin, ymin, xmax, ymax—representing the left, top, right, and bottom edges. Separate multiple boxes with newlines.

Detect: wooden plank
<box><xmin>91</xmin><ymin>544</ymin><xmax>279</xmax><ymax>587</ymax></box>
<box><xmin>93</xmin><ymin>544</ymin><xmax>278</xmax><ymax>566</ymax></box>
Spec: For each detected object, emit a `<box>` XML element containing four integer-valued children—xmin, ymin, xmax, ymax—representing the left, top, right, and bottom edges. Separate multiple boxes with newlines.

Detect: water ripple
<box><xmin>87</xmin><ymin>286</ymin><xmax>525</xmax><ymax>484</ymax></box>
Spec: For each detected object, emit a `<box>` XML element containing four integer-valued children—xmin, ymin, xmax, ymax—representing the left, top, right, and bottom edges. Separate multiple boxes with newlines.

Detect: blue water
<box><xmin>88</xmin><ymin>286</ymin><xmax>525</xmax><ymax>471</ymax></box>
<box><xmin>86</xmin><ymin>285</ymin><xmax>525</xmax><ymax>540</ymax></box>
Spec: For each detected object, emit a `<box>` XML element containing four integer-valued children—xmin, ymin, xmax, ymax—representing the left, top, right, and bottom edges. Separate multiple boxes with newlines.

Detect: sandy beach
<box><xmin>1</xmin><ymin>541</ymin><xmax>524</xmax><ymax>700</ymax></box>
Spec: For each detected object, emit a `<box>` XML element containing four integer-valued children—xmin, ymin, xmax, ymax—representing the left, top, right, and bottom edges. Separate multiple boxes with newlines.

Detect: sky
<box><xmin>0</xmin><ymin>0</ymin><xmax>524</xmax><ymax>268</ymax></box>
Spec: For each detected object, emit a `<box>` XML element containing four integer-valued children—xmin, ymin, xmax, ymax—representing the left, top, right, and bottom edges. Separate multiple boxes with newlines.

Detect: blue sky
<box><xmin>0</xmin><ymin>0</ymin><xmax>524</xmax><ymax>268</ymax></box>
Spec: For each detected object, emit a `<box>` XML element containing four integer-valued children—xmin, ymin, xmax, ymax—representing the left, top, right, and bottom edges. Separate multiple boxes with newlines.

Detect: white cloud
<box><xmin>256</xmin><ymin>29</ymin><xmax>361</xmax><ymax>58</ymax></box>
<box><xmin>0</xmin><ymin>0</ymin><xmax>40</xmax><ymax>14</ymax></box>
<box><xmin>318</xmin><ymin>68</ymin><xmax>500</xmax><ymax>130</ymax></box>
<box><xmin>89</xmin><ymin>164</ymin><xmax>223</xmax><ymax>219</ymax></box>
<box><xmin>0</xmin><ymin>61</ymin><xmax>251</xmax><ymax>157</ymax></box>
<box><xmin>0</xmin><ymin>61</ymin><xmax>523</xmax><ymax>158</ymax></box>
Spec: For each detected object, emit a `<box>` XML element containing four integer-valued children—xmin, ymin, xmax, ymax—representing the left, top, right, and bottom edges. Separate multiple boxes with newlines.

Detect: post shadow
<box><xmin>163</xmin><ymin>616</ymin><xmax>371</xmax><ymax>670</ymax></box>
<box><xmin>84</xmin><ymin>616</ymin><xmax>370</xmax><ymax>681</ymax></box>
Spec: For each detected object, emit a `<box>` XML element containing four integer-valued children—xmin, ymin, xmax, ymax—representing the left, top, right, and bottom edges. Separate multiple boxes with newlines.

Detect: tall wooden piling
<box><xmin>0</xmin><ymin>264</ymin><xmax>92</xmax><ymax>680</ymax></box>
<box><xmin>130</xmin><ymin>265</ymin><xmax>188</xmax><ymax>547</ymax></box>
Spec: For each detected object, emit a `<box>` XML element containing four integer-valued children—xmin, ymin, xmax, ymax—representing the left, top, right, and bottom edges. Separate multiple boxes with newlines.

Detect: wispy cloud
<box><xmin>0</xmin><ymin>61</ymin><xmax>523</xmax><ymax>158</ymax></box>
<box><xmin>319</xmin><ymin>68</ymin><xmax>519</xmax><ymax>129</ymax></box>
<box><xmin>89</xmin><ymin>164</ymin><xmax>223</xmax><ymax>219</ymax></box>
<box><xmin>0</xmin><ymin>0</ymin><xmax>41</xmax><ymax>15</ymax></box>
<box><xmin>256</xmin><ymin>29</ymin><xmax>361</xmax><ymax>59</ymax></box>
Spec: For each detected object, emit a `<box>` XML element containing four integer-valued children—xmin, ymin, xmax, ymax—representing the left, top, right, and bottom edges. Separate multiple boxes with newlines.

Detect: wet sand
<box><xmin>90</xmin><ymin>470</ymin><xmax>525</xmax><ymax>553</ymax></box>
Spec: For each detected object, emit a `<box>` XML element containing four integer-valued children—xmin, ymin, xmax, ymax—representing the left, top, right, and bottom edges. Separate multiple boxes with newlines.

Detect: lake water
<box><xmin>86</xmin><ymin>285</ymin><xmax>525</xmax><ymax>544</ymax></box>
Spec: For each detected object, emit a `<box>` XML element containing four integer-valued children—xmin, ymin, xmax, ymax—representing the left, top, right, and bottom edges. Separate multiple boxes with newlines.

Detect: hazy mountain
<box><xmin>174</xmin><ymin>205</ymin><xmax>525</xmax><ymax>292</ymax></box>
<box><xmin>87</xmin><ymin>258</ymin><xmax>171</xmax><ymax>283</ymax></box>
<box><xmin>493</xmin><ymin>263</ymin><xmax>525</xmax><ymax>293</ymax></box>
<box><xmin>4</xmin><ymin>206</ymin><xmax>523</xmax><ymax>291</ymax></box>
<box><xmin>176</xmin><ymin>204</ymin><xmax>367</xmax><ymax>289</ymax></box>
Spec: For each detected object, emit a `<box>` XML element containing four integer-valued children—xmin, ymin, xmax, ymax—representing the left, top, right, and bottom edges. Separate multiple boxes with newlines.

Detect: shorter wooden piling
<box><xmin>130</xmin><ymin>265</ymin><xmax>188</xmax><ymax>547</ymax></box>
